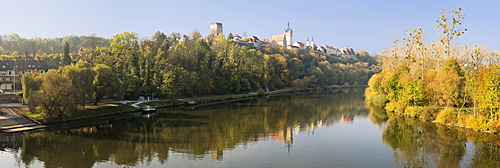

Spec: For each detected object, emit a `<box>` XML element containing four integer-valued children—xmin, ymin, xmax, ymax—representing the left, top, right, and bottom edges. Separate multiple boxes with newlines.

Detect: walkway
<box><xmin>0</xmin><ymin>103</ymin><xmax>45</xmax><ymax>133</ymax></box>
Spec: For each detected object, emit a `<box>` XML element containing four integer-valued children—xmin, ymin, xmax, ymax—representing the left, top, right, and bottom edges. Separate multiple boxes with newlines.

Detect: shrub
<box><xmin>435</xmin><ymin>107</ymin><xmax>458</xmax><ymax>125</ymax></box>
<box><xmin>342</xmin><ymin>82</ymin><xmax>349</xmax><ymax>88</ymax></box>
<box><xmin>385</xmin><ymin>101</ymin><xmax>406</xmax><ymax>115</ymax></box>
<box><xmin>488</xmin><ymin>120</ymin><xmax>500</xmax><ymax>134</ymax></box>
<box><xmin>372</xmin><ymin>94</ymin><xmax>389</xmax><ymax>108</ymax></box>
<box><xmin>466</xmin><ymin>115</ymin><xmax>489</xmax><ymax>131</ymax></box>
<box><xmin>257</xmin><ymin>88</ymin><xmax>266</xmax><ymax>96</ymax></box>
<box><xmin>405</xmin><ymin>106</ymin><xmax>425</xmax><ymax>118</ymax></box>
<box><xmin>394</xmin><ymin>102</ymin><xmax>407</xmax><ymax>115</ymax></box>
<box><xmin>419</xmin><ymin>106</ymin><xmax>439</xmax><ymax>121</ymax></box>
<box><xmin>385</xmin><ymin>101</ymin><xmax>397</xmax><ymax>113</ymax></box>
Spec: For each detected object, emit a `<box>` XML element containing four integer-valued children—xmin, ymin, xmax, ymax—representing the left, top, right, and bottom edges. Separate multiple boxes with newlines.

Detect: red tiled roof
<box><xmin>270</xmin><ymin>34</ymin><xmax>284</xmax><ymax>42</ymax></box>
<box><xmin>259</xmin><ymin>38</ymin><xmax>269</xmax><ymax>42</ymax></box>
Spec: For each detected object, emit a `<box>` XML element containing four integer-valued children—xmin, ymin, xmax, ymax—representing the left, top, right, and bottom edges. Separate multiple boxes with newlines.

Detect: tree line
<box><xmin>9</xmin><ymin>31</ymin><xmax>377</xmax><ymax>121</ymax></box>
<box><xmin>366</xmin><ymin>7</ymin><xmax>500</xmax><ymax>132</ymax></box>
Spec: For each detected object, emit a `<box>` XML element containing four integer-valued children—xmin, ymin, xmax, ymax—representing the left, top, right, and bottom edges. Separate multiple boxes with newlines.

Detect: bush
<box><xmin>435</xmin><ymin>107</ymin><xmax>458</xmax><ymax>125</ymax></box>
<box><xmin>371</xmin><ymin>94</ymin><xmax>389</xmax><ymax>108</ymax></box>
<box><xmin>257</xmin><ymin>88</ymin><xmax>266</xmax><ymax>96</ymax></box>
<box><xmin>385</xmin><ymin>101</ymin><xmax>405</xmax><ymax>115</ymax></box>
<box><xmin>488</xmin><ymin>120</ymin><xmax>500</xmax><ymax>134</ymax></box>
<box><xmin>419</xmin><ymin>106</ymin><xmax>439</xmax><ymax>121</ymax></box>
<box><xmin>385</xmin><ymin>101</ymin><xmax>397</xmax><ymax>113</ymax></box>
<box><xmin>342</xmin><ymin>82</ymin><xmax>349</xmax><ymax>88</ymax></box>
<box><xmin>466</xmin><ymin>115</ymin><xmax>489</xmax><ymax>131</ymax></box>
<box><xmin>405</xmin><ymin>106</ymin><xmax>425</xmax><ymax>118</ymax></box>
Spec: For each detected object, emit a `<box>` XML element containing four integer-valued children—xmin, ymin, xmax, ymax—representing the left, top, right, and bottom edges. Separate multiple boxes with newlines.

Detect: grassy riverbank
<box><xmin>25</xmin><ymin>103</ymin><xmax>137</xmax><ymax>124</ymax></box>
<box><xmin>23</xmin><ymin>86</ymin><xmax>364</xmax><ymax>124</ymax></box>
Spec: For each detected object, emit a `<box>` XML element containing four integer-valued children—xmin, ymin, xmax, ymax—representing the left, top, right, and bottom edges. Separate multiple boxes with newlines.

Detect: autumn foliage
<box><xmin>366</xmin><ymin>7</ymin><xmax>500</xmax><ymax>132</ymax></box>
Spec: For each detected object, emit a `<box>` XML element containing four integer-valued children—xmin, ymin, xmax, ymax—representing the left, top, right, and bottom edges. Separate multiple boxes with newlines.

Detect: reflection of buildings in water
<box><xmin>341</xmin><ymin>114</ymin><xmax>354</xmax><ymax>124</ymax></box>
<box><xmin>270</xmin><ymin>127</ymin><xmax>294</xmax><ymax>152</ymax></box>
<box><xmin>265</xmin><ymin>119</ymin><xmax>343</xmax><ymax>153</ymax></box>
<box><xmin>210</xmin><ymin>148</ymin><xmax>223</xmax><ymax>161</ymax></box>
<box><xmin>0</xmin><ymin>133</ymin><xmax>23</xmax><ymax>150</ymax></box>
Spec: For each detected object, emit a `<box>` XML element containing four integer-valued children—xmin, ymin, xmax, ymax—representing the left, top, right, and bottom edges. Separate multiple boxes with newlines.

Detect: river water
<box><xmin>1</xmin><ymin>88</ymin><xmax>500</xmax><ymax>168</ymax></box>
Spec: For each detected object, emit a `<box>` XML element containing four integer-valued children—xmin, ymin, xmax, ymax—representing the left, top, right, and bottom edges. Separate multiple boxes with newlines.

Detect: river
<box><xmin>1</xmin><ymin>88</ymin><xmax>500</xmax><ymax>167</ymax></box>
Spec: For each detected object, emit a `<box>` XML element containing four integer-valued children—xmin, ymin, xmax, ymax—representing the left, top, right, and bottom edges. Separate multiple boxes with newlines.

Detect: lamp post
<box><xmin>13</xmin><ymin>66</ymin><xmax>15</xmax><ymax>92</ymax></box>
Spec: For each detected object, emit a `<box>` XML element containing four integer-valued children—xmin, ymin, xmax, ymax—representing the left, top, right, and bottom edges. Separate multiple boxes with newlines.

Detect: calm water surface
<box><xmin>1</xmin><ymin>88</ymin><xmax>500</xmax><ymax>168</ymax></box>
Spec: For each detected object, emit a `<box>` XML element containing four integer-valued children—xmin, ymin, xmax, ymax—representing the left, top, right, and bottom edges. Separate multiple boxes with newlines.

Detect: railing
<box><xmin>0</xmin><ymin>97</ymin><xmax>15</xmax><ymax>102</ymax></box>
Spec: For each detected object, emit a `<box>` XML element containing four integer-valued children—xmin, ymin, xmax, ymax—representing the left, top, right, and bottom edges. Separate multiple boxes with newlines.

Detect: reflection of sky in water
<box><xmin>89</xmin><ymin>117</ymin><xmax>396</xmax><ymax>168</ymax></box>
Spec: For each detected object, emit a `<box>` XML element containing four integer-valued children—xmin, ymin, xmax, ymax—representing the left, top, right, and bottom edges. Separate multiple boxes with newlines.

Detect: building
<box><xmin>0</xmin><ymin>59</ymin><xmax>49</xmax><ymax>90</ymax></box>
<box><xmin>270</xmin><ymin>22</ymin><xmax>293</xmax><ymax>48</ymax></box>
<box><xmin>317</xmin><ymin>45</ymin><xmax>342</xmax><ymax>55</ymax></box>
<box><xmin>210</xmin><ymin>22</ymin><xmax>223</xmax><ymax>36</ymax></box>
<box><xmin>305</xmin><ymin>36</ymin><xmax>315</xmax><ymax>49</ymax></box>
<box><xmin>341</xmin><ymin>47</ymin><xmax>356</xmax><ymax>58</ymax></box>
<box><xmin>292</xmin><ymin>41</ymin><xmax>306</xmax><ymax>49</ymax></box>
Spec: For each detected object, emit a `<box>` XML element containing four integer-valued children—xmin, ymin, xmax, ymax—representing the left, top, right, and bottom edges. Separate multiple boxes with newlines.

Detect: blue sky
<box><xmin>1</xmin><ymin>0</ymin><xmax>499</xmax><ymax>53</ymax></box>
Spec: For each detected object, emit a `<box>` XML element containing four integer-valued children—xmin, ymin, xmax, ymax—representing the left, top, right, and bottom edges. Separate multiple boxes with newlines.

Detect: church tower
<box><xmin>309</xmin><ymin>36</ymin><xmax>315</xmax><ymax>48</ymax></box>
<box><xmin>284</xmin><ymin>22</ymin><xmax>293</xmax><ymax>48</ymax></box>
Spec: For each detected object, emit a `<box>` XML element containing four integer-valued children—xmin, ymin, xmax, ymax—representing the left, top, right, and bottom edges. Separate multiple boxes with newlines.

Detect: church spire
<box><xmin>285</xmin><ymin>21</ymin><xmax>292</xmax><ymax>32</ymax></box>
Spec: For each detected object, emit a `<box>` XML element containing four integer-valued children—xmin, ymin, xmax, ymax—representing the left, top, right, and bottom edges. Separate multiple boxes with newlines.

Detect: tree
<box><xmin>34</xmin><ymin>70</ymin><xmax>78</xmax><ymax>121</ymax></box>
<box><xmin>436</xmin><ymin>7</ymin><xmax>467</xmax><ymax>59</ymax></box>
<box><xmin>61</xmin><ymin>60</ymin><xmax>96</xmax><ymax>107</ymax></box>
<box><xmin>93</xmin><ymin>64</ymin><xmax>122</xmax><ymax>104</ymax></box>
<box><xmin>62</xmin><ymin>42</ymin><xmax>71</xmax><ymax>65</ymax></box>
<box><xmin>477</xmin><ymin>65</ymin><xmax>500</xmax><ymax>119</ymax></box>
<box><xmin>110</xmin><ymin>32</ymin><xmax>141</xmax><ymax>98</ymax></box>
<box><xmin>21</xmin><ymin>72</ymin><xmax>42</xmax><ymax>104</ymax></box>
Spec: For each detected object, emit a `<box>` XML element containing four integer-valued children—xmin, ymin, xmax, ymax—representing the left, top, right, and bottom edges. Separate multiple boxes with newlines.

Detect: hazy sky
<box><xmin>2</xmin><ymin>0</ymin><xmax>499</xmax><ymax>53</ymax></box>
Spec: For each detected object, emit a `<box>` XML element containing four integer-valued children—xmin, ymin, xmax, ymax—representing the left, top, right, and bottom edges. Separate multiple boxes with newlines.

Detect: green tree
<box><xmin>21</xmin><ymin>72</ymin><xmax>42</xmax><ymax>104</ymax></box>
<box><xmin>62</xmin><ymin>41</ymin><xmax>71</xmax><ymax>65</ymax></box>
<box><xmin>93</xmin><ymin>64</ymin><xmax>122</xmax><ymax>104</ymax></box>
<box><xmin>110</xmin><ymin>32</ymin><xmax>141</xmax><ymax>98</ymax></box>
<box><xmin>34</xmin><ymin>70</ymin><xmax>78</xmax><ymax>121</ymax></box>
<box><xmin>61</xmin><ymin>60</ymin><xmax>96</xmax><ymax>107</ymax></box>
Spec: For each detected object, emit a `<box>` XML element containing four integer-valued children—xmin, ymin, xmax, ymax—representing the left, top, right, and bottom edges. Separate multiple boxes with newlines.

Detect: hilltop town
<box><xmin>210</xmin><ymin>22</ymin><xmax>356</xmax><ymax>58</ymax></box>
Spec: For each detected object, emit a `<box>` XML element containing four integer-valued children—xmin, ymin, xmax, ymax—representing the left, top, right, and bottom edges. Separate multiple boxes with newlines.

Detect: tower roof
<box><xmin>285</xmin><ymin>22</ymin><xmax>292</xmax><ymax>32</ymax></box>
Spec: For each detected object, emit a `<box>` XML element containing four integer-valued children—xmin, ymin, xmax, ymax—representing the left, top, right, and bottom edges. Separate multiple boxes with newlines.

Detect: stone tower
<box><xmin>210</xmin><ymin>22</ymin><xmax>223</xmax><ymax>36</ymax></box>
<box><xmin>284</xmin><ymin>22</ymin><xmax>293</xmax><ymax>48</ymax></box>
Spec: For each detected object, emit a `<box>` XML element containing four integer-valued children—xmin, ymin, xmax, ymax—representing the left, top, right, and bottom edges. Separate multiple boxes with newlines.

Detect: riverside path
<box><xmin>0</xmin><ymin>103</ymin><xmax>45</xmax><ymax>133</ymax></box>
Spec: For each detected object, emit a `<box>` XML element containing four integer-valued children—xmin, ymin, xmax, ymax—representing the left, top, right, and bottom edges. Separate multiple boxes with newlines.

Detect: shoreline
<box><xmin>24</xmin><ymin>86</ymin><xmax>364</xmax><ymax>125</ymax></box>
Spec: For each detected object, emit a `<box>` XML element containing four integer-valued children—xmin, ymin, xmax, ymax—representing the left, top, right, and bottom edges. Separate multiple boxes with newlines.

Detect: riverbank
<box><xmin>22</xmin><ymin>86</ymin><xmax>363</xmax><ymax>125</ymax></box>
<box><xmin>365</xmin><ymin>87</ymin><xmax>500</xmax><ymax>134</ymax></box>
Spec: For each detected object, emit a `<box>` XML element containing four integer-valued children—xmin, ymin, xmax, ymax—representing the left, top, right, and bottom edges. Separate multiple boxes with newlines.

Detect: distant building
<box><xmin>0</xmin><ymin>59</ymin><xmax>49</xmax><ymax>90</ymax></box>
<box><xmin>248</xmin><ymin>35</ymin><xmax>269</xmax><ymax>47</ymax></box>
<box><xmin>292</xmin><ymin>41</ymin><xmax>306</xmax><ymax>49</ymax></box>
<box><xmin>317</xmin><ymin>45</ymin><xmax>342</xmax><ymax>55</ymax></box>
<box><xmin>305</xmin><ymin>36</ymin><xmax>315</xmax><ymax>49</ymax></box>
<box><xmin>270</xmin><ymin>22</ymin><xmax>293</xmax><ymax>48</ymax></box>
<box><xmin>210</xmin><ymin>22</ymin><xmax>223</xmax><ymax>36</ymax></box>
<box><xmin>341</xmin><ymin>47</ymin><xmax>356</xmax><ymax>58</ymax></box>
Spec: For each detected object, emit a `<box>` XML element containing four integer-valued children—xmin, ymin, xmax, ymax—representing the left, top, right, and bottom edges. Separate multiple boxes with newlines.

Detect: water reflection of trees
<box><xmin>378</xmin><ymin>116</ymin><xmax>500</xmax><ymax>167</ymax></box>
<box><xmin>8</xmin><ymin>88</ymin><xmax>369</xmax><ymax>167</ymax></box>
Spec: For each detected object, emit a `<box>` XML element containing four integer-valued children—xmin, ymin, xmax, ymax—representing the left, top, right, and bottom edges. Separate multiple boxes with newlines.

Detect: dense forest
<box><xmin>0</xmin><ymin>31</ymin><xmax>378</xmax><ymax>121</ymax></box>
<box><xmin>366</xmin><ymin>8</ymin><xmax>500</xmax><ymax>132</ymax></box>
